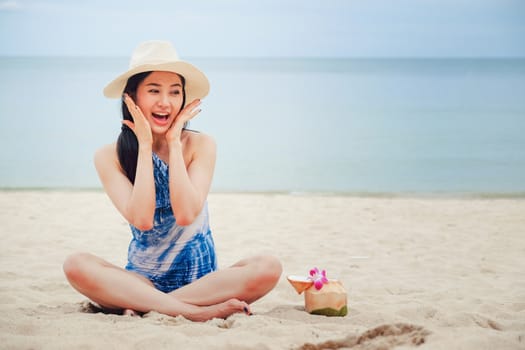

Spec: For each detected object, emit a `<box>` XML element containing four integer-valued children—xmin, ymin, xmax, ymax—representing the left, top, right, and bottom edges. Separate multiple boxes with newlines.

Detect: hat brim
<box><xmin>103</xmin><ymin>61</ymin><xmax>209</xmax><ymax>103</ymax></box>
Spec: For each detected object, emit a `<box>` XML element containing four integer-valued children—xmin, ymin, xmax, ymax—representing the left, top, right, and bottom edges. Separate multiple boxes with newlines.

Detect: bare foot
<box><xmin>190</xmin><ymin>298</ymin><xmax>251</xmax><ymax>322</ymax></box>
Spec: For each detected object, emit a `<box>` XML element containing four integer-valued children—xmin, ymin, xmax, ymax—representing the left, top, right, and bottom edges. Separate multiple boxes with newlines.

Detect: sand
<box><xmin>0</xmin><ymin>190</ymin><xmax>524</xmax><ymax>349</ymax></box>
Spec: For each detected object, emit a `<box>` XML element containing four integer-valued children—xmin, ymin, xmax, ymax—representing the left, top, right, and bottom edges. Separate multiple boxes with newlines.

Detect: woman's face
<box><xmin>135</xmin><ymin>71</ymin><xmax>184</xmax><ymax>135</ymax></box>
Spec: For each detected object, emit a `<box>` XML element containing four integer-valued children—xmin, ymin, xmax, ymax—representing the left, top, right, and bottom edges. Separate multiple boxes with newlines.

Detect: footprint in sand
<box><xmin>297</xmin><ymin>323</ymin><xmax>430</xmax><ymax>350</ymax></box>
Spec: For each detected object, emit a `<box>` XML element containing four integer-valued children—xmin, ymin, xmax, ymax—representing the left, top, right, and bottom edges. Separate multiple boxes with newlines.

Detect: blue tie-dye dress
<box><xmin>125</xmin><ymin>153</ymin><xmax>218</xmax><ymax>293</ymax></box>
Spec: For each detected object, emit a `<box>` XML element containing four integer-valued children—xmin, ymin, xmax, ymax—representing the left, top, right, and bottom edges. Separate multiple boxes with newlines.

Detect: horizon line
<box><xmin>1</xmin><ymin>54</ymin><xmax>524</xmax><ymax>60</ymax></box>
<box><xmin>1</xmin><ymin>187</ymin><xmax>525</xmax><ymax>199</ymax></box>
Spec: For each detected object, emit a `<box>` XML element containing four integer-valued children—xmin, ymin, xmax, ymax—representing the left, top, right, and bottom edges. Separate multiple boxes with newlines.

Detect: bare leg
<box><xmin>170</xmin><ymin>255</ymin><xmax>282</xmax><ymax>306</ymax></box>
<box><xmin>63</xmin><ymin>252</ymin><xmax>249</xmax><ymax>321</ymax></box>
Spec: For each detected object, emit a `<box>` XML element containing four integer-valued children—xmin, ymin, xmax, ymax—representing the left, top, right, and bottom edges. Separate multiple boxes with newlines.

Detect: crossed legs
<box><xmin>63</xmin><ymin>252</ymin><xmax>282</xmax><ymax>322</ymax></box>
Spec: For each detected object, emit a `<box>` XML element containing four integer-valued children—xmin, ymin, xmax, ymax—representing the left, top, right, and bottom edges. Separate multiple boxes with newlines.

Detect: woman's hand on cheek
<box><xmin>166</xmin><ymin>99</ymin><xmax>202</xmax><ymax>145</ymax></box>
<box><xmin>123</xmin><ymin>93</ymin><xmax>153</xmax><ymax>146</ymax></box>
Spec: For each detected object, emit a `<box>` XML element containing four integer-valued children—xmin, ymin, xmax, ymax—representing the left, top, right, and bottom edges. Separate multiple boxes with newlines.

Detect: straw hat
<box><xmin>103</xmin><ymin>40</ymin><xmax>209</xmax><ymax>102</ymax></box>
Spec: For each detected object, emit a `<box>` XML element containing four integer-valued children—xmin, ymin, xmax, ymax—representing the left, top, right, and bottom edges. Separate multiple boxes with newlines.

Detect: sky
<box><xmin>0</xmin><ymin>0</ymin><xmax>524</xmax><ymax>58</ymax></box>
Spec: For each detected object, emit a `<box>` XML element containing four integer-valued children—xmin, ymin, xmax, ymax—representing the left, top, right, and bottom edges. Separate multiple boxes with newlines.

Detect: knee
<box><xmin>249</xmin><ymin>255</ymin><xmax>282</xmax><ymax>289</ymax></box>
<box><xmin>263</xmin><ymin>255</ymin><xmax>283</xmax><ymax>284</ymax></box>
<box><xmin>63</xmin><ymin>252</ymin><xmax>95</xmax><ymax>286</ymax></box>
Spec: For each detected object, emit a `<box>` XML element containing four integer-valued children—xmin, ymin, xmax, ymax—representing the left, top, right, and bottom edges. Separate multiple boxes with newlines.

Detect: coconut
<box><xmin>304</xmin><ymin>280</ymin><xmax>347</xmax><ymax>316</ymax></box>
<box><xmin>286</xmin><ymin>275</ymin><xmax>313</xmax><ymax>294</ymax></box>
<box><xmin>287</xmin><ymin>275</ymin><xmax>348</xmax><ymax>317</ymax></box>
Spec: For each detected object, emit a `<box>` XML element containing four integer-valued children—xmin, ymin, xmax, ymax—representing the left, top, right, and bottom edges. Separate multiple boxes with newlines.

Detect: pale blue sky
<box><xmin>0</xmin><ymin>0</ymin><xmax>524</xmax><ymax>57</ymax></box>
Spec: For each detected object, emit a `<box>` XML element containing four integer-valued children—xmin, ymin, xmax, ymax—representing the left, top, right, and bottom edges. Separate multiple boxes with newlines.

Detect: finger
<box><xmin>123</xmin><ymin>94</ymin><xmax>139</xmax><ymax>119</ymax></box>
<box><xmin>182</xmin><ymin>102</ymin><xmax>202</xmax><ymax>122</ymax></box>
<box><xmin>189</xmin><ymin>107</ymin><xmax>202</xmax><ymax>119</ymax></box>
<box><xmin>123</xmin><ymin>93</ymin><xmax>134</xmax><ymax>106</ymax></box>
<box><xmin>181</xmin><ymin>99</ymin><xmax>201</xmax><ymax>114</ymax></box>
<box><xmin>123</xmin><ymin>93</ymin><xmax>134</xmax><ymax>108</ymax></box>
<box><xmin>132</xmin><ymin>104</ymin><xmax>143</xmax><ymax>115</ymax></box>
<box><xmin>174</xmin><ymin>109</ymin><xmax>200</xmax><ymax>130</ymax></box>
<box><xmin>125</xmin><ymin>100</ymin><xmax>148</xmax><ymax>127</ymax></box>
<box><xmin>172</xmin><ymin>107</ymin><xmax>200</xmax><ymax>130</ymax></box>
<box><xmin>186</xmin><ymin>98</ymin><xmax>201</xmax><ymax>108</ymax></box>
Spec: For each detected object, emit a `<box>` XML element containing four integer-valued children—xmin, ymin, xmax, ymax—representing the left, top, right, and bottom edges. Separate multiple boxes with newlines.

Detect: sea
<box><xmin>0</xmin><ymin>56</ymin><xmax>524</xmax><ymax>194</ymax></box>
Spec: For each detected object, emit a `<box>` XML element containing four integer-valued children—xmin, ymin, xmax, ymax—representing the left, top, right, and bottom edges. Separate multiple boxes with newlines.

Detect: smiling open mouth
<box><xmin>152</xmin><ymin>113</ymin><xmax>169</xmax><ymax>121</ymax></box>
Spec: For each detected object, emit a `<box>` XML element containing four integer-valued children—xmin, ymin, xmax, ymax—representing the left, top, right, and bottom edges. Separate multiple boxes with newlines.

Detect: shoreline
<box><xmin>2</xmin><ymin>187</ymin><xmax>525</xmax><ymax>199</ymax></box>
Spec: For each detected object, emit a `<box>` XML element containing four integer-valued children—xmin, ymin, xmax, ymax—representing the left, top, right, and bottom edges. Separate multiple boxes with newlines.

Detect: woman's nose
<box><xmin>157</xmin><ymin>93</ymin><xmax>169</xmax><ymax>106</ymax></box>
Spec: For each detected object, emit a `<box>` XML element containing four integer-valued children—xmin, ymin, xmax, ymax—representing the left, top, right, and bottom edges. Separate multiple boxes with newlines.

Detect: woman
<box><xmin>63</xmin><ymin>40</ymin><xmax>282</xmax><ymax>321</ymax></box>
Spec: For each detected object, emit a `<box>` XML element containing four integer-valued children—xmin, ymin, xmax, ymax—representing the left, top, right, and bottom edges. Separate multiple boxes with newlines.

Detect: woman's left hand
<box><xmin>166</xmin><ymin>99</ymin><xmax>202</xmax><ymax>144</ymax></box>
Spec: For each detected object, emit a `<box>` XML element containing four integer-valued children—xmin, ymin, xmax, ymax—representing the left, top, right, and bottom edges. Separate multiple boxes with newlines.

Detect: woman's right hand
<box><xmin>122</xmin><ymin>93</ymin><xmax>153</xmax><ymax>146</ymax></box>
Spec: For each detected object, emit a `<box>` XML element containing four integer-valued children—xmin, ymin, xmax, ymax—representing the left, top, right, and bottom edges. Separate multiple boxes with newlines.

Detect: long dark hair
<box><xmin>117</xmin><ymin>71</ymin><xmax>186</xmax><ymax>183</ymax></box>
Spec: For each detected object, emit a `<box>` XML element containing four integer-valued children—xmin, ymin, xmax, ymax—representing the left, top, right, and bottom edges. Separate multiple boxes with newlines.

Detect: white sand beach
<box><xmin>0</xmin><ymin>191</ymin><xmax>524</xmax><ymax>349</ymax></box>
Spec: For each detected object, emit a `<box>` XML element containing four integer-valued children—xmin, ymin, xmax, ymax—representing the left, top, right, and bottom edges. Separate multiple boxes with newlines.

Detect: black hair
<box><xmin>116</xmin><ymin>71</ymin><xmax>186</xmax><ymax>183</ymax></box>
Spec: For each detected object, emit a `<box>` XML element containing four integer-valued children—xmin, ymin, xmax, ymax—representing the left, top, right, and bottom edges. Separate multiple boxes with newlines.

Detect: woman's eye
<box><xmin>148</xmin><ymin>89</ymin><xmax>159</xmax><ymax>93</ymax></box>
<box><xmin>171</xmin><ymin>90</ymin><xmax>181</xmax><ymax>95</ymax></box>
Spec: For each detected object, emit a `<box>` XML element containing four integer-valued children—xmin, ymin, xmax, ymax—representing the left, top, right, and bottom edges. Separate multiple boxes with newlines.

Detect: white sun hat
<box><xmin>103</xmin><ymin>40</ymin><xmax>209</xmax><ymax>102</ymax></box>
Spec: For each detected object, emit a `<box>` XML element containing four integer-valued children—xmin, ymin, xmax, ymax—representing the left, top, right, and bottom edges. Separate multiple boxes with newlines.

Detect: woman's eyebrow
<box><xmin>145</xmin><ymin>83</ymin><xmax>182</xmax><ymax>87</ymax></box>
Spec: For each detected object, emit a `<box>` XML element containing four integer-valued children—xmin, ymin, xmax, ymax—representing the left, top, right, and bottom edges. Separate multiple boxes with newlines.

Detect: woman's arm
<box><xmin>94</xmin><ymin>95</ymin><xmax>156</xmax><ymax>230</ymax></box>
<box><xmin>168</xmin><ymin>133</ymin><xmax>216</xmax><ymax>226</ymax></box>
<box><xmin>94</xmin><ymin>143</ymin><xmax>156</xmax><ymax>231</ymax></box>
<box><xmin>166</xmin><ymin>99</ymin><xmax>216</xmax><ymax>226</ymax></box>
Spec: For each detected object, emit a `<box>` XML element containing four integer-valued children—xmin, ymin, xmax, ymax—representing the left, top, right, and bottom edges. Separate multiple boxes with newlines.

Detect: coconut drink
<box><xmin>287</xmin><ymin>268</ymin><xmax>348</xmax><ymax>317</ymax></box>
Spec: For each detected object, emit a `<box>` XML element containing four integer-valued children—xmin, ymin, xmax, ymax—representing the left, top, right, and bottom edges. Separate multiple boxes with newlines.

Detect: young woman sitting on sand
<box><xmin>63</xmin><ymin>40</ymin><xmax>282</xmax><ymax>321</ymax></box>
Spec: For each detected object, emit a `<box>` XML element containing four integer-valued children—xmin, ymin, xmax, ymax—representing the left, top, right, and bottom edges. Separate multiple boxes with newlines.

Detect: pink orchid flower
<box><xmin>308</xmin><ymin>267</ymin><xmax>328</xmax><ymax>290</ymax></box>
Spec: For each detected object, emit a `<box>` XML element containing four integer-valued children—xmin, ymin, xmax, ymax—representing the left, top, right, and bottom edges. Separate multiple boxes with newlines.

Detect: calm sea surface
<box><xmin>0</xmin><ymin>57</ymin><xmax>524</xmax><ymax>194</ymax></box>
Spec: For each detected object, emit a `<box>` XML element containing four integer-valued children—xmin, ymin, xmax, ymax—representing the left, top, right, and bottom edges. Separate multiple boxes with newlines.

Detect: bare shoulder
<box><xmin>94</xmin><ymin>143</ymin><xmax>119</xmax><ymax>171</ymax></box>
<box><xmin>183</xmin><ymin>130</ymin><xmax>216</xmax><ymax>154</ymax></box>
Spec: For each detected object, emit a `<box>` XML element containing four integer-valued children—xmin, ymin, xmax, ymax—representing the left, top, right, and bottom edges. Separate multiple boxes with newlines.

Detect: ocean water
<box><xmin>0</xmin><ymin>56</ymin><xmax>524</xmax><ymax>194</ymax></box>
